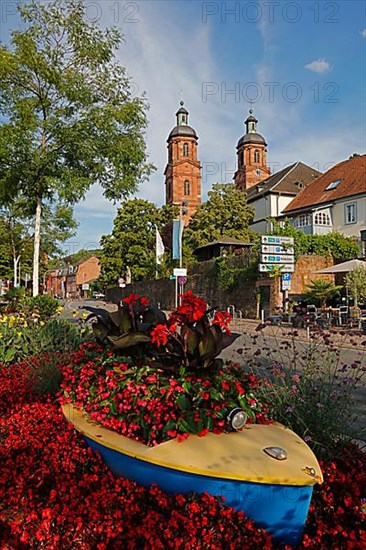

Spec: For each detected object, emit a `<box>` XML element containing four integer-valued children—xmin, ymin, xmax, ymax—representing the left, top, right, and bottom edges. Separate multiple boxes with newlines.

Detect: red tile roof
<box><xmin>283</xmin><ymin>154</ymin><xmax>366</xmax><ymax>213</ymax></box>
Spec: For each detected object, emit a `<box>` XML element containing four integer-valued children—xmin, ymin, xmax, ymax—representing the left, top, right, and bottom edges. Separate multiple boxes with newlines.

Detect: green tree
<box><xmin>345</xmin><ymin>267</ymin><xmax>366</xmax><ymax>306</ymax></box>
<box><xmin>303</xmin><ymin>279</ymin><xmax>343</xmax><ymax>308</ymax></box>
<box><xmin>99</xmin><ymin>200</ymin><xmax>176</xmax><ymax>286</ymax></box>
<box><xmin>184</xmin><ymin>183</ymin><xmax>256</xmax><ymax>253</ymax></box>
<box><xmin>0</xmin><ymin>202</ymin><xmax>77</xmax><ymax>285</ymax></box>
<box><xmin>0</xmin><ymin>209</ymin><xmax>33</xmax><ymax>284</ymax></box>
<box><xmin>0</xmin><ymin>0</ymin><xmax>153</xmax><ymax>296</ymax></box>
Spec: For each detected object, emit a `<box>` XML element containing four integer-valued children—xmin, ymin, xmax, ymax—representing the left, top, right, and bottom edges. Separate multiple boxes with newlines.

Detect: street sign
<box><xmin>281</xmin><ymin>272</ymin><xmax>292</xmax><ymax>290</ymax></box>
<box><xmin>173</xmin><ymin>268</ymin><xmax>187</xmax><ymax>277</ymax></box>
<box><xmin>177</xmin><ymin>275</ymin><xmax>187</xmax><ymax>285</ymax></box>
<box><xmin>260</xmin><ymin>254</ymin><xmax>295</xmax><ymax>264</ymax></box>
<box><xmin>259</xmin><ymin>264</ymin><xmax>295</xmax><ymax>273</ymax></box>
<box><xmin>261</xmin><ymin>244</ymin><xmax>294</xmax><ymax>254</ymax></box>
<box><xmin>82</xmin><ymin>283</ymin><xmax>90</xmax><ymax>290</ymax></box>
<box><xmin>261</xmin><ymin>235</ymin><xmax>294</xmax><ymax>245</ymax></box>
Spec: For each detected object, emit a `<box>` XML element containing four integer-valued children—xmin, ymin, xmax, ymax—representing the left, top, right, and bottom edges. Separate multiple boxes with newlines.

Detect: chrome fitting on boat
<box><xmin>227</xmin><ymin>408</ymin><xmax>248</xmax><ymax>431</ymax></box>
<box><xmin>263</xmin><ymin>446</ymin><xmax>287</xmax><ymax>460</ymax></box>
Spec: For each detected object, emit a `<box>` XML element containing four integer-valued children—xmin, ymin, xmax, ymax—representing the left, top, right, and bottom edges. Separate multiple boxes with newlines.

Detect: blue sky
<box><xmin>1</xmin><ymin>0</ymin><xmax>365</xmax><ymax>255</ymax></box>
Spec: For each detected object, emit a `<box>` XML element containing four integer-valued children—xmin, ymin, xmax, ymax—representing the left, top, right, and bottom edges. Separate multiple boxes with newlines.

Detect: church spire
<box><xmin>245</xmin><ymin>108</ymin><xmax>258</xmax><ymax>134</ymax></box>
<box><xmin>164</xmin><ymin>101</ymin><xmax>201</xmax><ymax>222</ymax></box>
<box><xmin>234</xmin><ymin>109</ymin><xmax>271</xmax><ymax>191</ymax></box>
<box><xmin>176</xmin><ymin>100</ymin><xmax>189</xmax><ymax>126</ymax></box>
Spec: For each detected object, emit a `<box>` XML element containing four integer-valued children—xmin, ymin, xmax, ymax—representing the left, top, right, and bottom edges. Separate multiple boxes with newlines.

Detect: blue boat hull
<box><xmin>85</xmin><ymin>434</ymin><xmax>313</xmax><ymax>546</ymax></box>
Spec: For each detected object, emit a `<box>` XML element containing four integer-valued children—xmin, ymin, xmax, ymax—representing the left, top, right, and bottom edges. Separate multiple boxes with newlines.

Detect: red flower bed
<box><xmin>1</xmin><ymin>360</ymin><xmax>365</xmax><ymax>549</ymax></box>
<box><xmin>0</xmin><ymin>374</ymin><xmax>273</xmax><ymax>549</ymax></box>
<box><xmin>61</xmin><ymin>343</ymin><xmax>269</xmax><ymax>446</ymax></box>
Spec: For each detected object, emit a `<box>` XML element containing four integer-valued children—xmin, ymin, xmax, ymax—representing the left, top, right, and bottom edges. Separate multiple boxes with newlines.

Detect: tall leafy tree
<box><xmin>0</xmin><ymin>202</ymin><xmax>78</xmax><ymax>285</ymax></box>
<box><xmin>99</xmin><ymin>199</ymin><xmax>176</xmax><ymax>286</ymax></box>
<box><xmin>0</xmin><ymin>209</ymin><xmax>33</xmax><ymax>284</ymax></box>
<box><xmin>345</xmin><ymin>267</ymin><xmax>366</xmax><ymax>307</ymax></box>
<box><xmin>0</xmin><ymin>0</ymin><xmax>153</xmax><ymax>295</ymax></box>
<box><xmin>184</xmin><ymin>183</ymin><xmax>256</xmax><ymax>253</ymax></box>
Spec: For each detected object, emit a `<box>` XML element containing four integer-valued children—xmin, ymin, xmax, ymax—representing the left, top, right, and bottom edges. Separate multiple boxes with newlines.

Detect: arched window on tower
<box><xmin>184</xmin><ymin>180</ymin><xmax>190</xmax><ymax>196</ymax></box>
<box><xmin>183</xmin><ymin>143</ymin><xmax>189</xmax><ymax>156</ymax></box>
<box><xmin>254</xmin><ymin>149</ymin><xmax>260</xmax><ymax>163</ymax></box>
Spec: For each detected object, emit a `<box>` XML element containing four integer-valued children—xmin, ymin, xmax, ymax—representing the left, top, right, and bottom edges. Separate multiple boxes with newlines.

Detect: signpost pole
<box><xmin>283</xmin><ymin>289</ymin><xmax>288</xmax><ymax>312</ymax></box>
<box><xmin>175</xmin><ymin>276</ymin><xmax>178</xmax><ymax>309</ymax></box>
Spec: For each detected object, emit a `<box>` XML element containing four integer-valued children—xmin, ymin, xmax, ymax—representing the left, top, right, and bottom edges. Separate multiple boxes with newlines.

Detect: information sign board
<box><xmin>261</xmin><ymin>244</ymin><xmax>294</xmax><ymax>254</ymax></box>
<box><xmin>259</xmin><ymin>264</ymin><xmax>295</xmax><ymax>273</ymax></box>
<box><xmin>260</xmin><ymin>254</ymin><xmax>295</xmax><ymax>264</ymax></box>
<box><xmin>261</xmin><ymin>235</ymin><xmax>294</xmax><ymax>245</ymax></box>
<box><xmin>173</xmin><ymin>268</ymin><xmax>187</xmax><ymax>277</ymax></box>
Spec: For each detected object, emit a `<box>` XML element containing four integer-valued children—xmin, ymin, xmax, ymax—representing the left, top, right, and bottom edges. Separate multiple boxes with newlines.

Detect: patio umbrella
<box><xmin>313</xmin><ymin>259</ymin><xmax>366</xmax><ymax>274</ymax></box>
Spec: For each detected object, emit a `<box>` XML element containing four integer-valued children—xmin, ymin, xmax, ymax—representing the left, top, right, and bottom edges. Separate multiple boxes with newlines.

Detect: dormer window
<box><xmin>183</xmin><ymin>143</ymin><xmax>189</xmax><ymax>156</ymax></box>
<box><xmin>325</xmin><ymin>179</ymin><xmax>342</xmax><ymax>191</ymax></box>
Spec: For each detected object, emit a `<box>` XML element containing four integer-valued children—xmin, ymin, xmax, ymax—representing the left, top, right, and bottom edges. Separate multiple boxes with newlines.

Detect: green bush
<box><xmin>2</xmin><ymin>287</ymin><xmax>26</xmax><ymax>310</ymax></box>
<box><xmin>0</xmin><ymin>314</ymin><xmax>88</xmax><ymax>364</ymax></box>
<box><xmin>24</xmin><ymin>294</ymin><xmax>61</xmax><ymax>320</ymax></box>
<box><xmin>34</xmin><ymin>318</ymin><xmax>88</xmax><ymax>353</ymax></box>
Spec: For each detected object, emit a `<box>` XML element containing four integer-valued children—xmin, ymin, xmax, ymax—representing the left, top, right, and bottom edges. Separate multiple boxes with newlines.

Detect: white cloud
<box><xmin>72</xmin><ymin>3</ymin><xmax>364</xmax><ymax>247</ymax></box>
<box><xmin>304</xmin><ymin>59</ymin><xmax>331</xmax><ymax>74</ymax></box>
<box><xmin>360</xmin><ymin>29</ymin><xmax>366</xmax><ymax>38</ymax></box>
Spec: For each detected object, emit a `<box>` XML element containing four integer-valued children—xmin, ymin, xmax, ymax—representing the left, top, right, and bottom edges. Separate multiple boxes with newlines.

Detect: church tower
<box><xmin>234</xmin><ymin>109</ymin><xmax>271</xmax><ymax>191</ymax></box>
<box><xmin>164</xmin><ymin>101</ymin><xmax>201</xmax><ymax>223</ymax></box>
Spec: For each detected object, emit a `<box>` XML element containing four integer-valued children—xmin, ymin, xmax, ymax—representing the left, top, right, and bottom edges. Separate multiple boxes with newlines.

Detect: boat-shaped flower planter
<box><xmin>63</xmin><ymin>403</ymin><xmax>322</xmax><ymax>546</ymax></box>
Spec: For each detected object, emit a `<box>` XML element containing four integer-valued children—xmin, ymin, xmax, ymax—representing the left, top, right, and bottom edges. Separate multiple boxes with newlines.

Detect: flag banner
<box><xmin>156</xmin><ymin>227</ymin><xmax>165</xmax><ymax>264</ymax></box>
<box><xmin>172</xmin><ymin>219</ymin><xmax>183</xmax><ymax>260</ymax></box>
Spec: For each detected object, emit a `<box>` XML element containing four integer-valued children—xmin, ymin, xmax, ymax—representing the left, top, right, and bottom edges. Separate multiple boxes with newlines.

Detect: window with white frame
<box><xmin>294</xmin><ymin>213</ymin><xmax>311</xmax><ymax>227</ymax></box>
<box><xmin>345</xmin><ymin>203</ymin><xmax>357</xmax><ymax>224</ymax></box>
<box><xmin>314</xmin><ymin>211</ymin><xmax>331</xmax><ymax>226</ymax></box>
<box><xmin>183</xmin><ymin>143</ymin><xmax>189</xmax><ymax>156</ymax></box>
<box><xmin>184</xmin><ymin>180</ymin><xmax>190</xmax><ymax>195</ymax></box>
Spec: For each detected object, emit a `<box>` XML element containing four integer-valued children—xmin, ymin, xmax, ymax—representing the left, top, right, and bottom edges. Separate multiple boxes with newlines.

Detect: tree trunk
<box><xmin>13</xmin><ymin>255</ymin><xmax>20</xmax><ymax>287</ymax></box>
<box><xmin>32</xmin><ymin>197</ymin><xmax>42</xmax><ymax>297</ymax></box>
